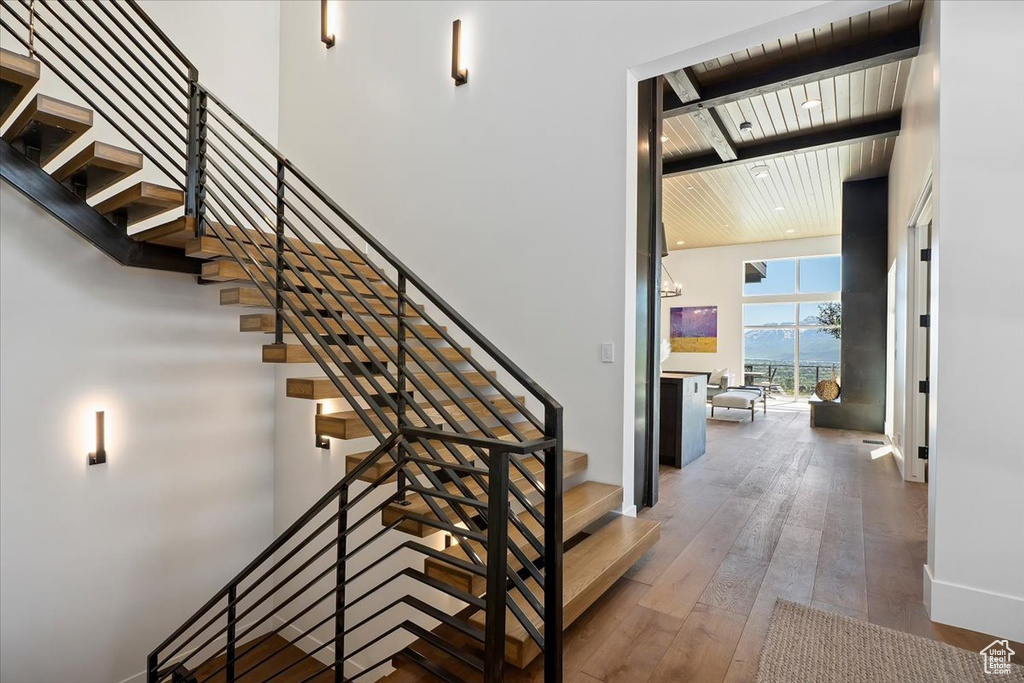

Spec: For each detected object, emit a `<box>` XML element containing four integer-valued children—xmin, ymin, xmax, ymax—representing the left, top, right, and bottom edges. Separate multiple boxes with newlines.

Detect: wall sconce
<box><xmin>88</xmin><ymin>411</ymin><xmax>107</xmax><ymax>465</ymax></box>
<box><xmin>315</xmin><ymin>403</ymin><xmax>330</xmax><ymax>450</ymax></box>
<box><xmin>451</xmin><ymin>19</ymin><xmax>468</xmax><ymax>86</ymax></box>
<box><xmin>321</xmin><ymin>0</ymin><xmax>335</xmax><ymax>49</ymax></box>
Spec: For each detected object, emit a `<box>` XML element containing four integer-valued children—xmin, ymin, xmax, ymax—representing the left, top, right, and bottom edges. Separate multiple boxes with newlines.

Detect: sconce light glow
<box><xmin>315</xmin><ymin>403</ymin><xmax>330</xmax><ymax>450</ymax></box>
<box><xmin>88</xmin><ymin>410</ymin><xmax>107</xmax><ymax>466</ymax></box>
<box><xmin>320</xmin><ymin>0</ymin><xmax>335</xmax><ymax>49</ymax></box>
<box><xmin>451</xmin><ymin>19</ymin><xmax>468</xmax><ymax>86</ymax></box>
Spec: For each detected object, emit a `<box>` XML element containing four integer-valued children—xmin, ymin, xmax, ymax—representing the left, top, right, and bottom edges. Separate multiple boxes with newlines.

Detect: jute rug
<box><xmin>756</xmin><ymin>600</ymin><xmax>1024</xmax><ymax>682</ymax></box>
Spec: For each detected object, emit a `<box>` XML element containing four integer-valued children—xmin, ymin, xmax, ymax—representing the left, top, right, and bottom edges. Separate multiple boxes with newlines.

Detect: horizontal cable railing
<box><xmin>0</xmin><ymin>1</ymin><xmax>563</xmax><ymax>680</ymax></box>
<box><xmin>0</xmin><ymin>0</ymin><xmax>191</xmax><ymax>188</ymax></box>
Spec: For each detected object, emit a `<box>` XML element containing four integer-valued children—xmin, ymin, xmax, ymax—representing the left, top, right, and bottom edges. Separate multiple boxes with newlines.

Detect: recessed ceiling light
<box><xmin>786</xmin><ymin>229</ymin><xmax>796</xmax><ymax>233</ymax></box>
<box><xmin>685</xmin><ymin>185</ymin><xmax>695</xmax><ymax>190</ymax></box>
<box><xmin>660</xmin><ymin>134</ymin><xmax>669</xmax><ymax>143</ymax></box>
<box><xmin>750</xmin><ymin>165</ymin><xmax>770</xmax><ymax>179</ymax></box>
<box><xmin>676</xmin><ymin>240</ymin><xmax>685</xmax><ymax>245</ymax></box>
<box><xmin>774</xmin><ymin>206</ymin><xmax>785</xmax><ymax>211</ymax></box>
<box><xmin>802</xmin><ymin>98</ymin><xmax>821</xmax><ymax>109</ymax></box>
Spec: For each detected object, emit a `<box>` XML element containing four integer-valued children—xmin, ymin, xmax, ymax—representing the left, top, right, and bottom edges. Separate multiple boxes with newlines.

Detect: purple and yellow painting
<box><xmin>670</xmin><ymin>306</ymin><xmax>718</xmax><ymax>353</ymax></box>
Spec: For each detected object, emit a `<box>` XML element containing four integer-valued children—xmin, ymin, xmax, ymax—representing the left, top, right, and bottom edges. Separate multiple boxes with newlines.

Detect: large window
<box><xmin>742</xmin><ymin>256</ymin><xmax>841</xmax><ymax>398</ymax></box>
<box><xmin>744</xmin><ymin>255</ymin><xmax>842</xmax><ymax>296</ymax></box>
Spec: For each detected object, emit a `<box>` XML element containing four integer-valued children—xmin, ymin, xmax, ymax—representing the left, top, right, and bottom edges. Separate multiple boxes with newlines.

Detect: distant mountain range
<box><xmin>744</xmin><ymin>327</ymin><xmax>840</xmax><ymax>363</ymax></box>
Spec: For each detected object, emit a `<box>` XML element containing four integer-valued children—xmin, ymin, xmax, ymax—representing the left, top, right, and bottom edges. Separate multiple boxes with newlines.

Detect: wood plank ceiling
<box><xmin>662</xmin><ymin>0</ymin><xmax>923</xmax><ymax>250</ymax></box>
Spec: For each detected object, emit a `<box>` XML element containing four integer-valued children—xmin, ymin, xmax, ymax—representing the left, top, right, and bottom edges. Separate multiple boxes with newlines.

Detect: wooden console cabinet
<box><xmin>659</xmin><ymin>372</ymin><xmax>707</xmax><ymax>468</ymax></box>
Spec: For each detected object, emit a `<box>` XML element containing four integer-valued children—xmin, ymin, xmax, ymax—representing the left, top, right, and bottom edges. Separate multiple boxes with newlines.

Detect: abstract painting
<box><xmin>670</xmin><ymin>306</ymin><xmax>718</xmax><ymax>353</ymax></box>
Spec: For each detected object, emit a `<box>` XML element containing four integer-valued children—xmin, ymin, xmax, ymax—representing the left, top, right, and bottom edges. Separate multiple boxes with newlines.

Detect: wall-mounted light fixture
<box><xmin>88</xmin><ymin>411</ymin><xmax>107</xmax><ymax>465</ymax></box>
<box><xmin>451</xmin><ymin>19</ymin><xmax>468</xmax><ymax>86</ymax></box>
<box><xmin>321</xmin><ymin>0</ymin><xmax>335</xmax><ymax>49</ymax></box>
<box><xmin>315</xmin><ymin>403</ymin><xmax>330</xmax><ymax>450</ymax></box>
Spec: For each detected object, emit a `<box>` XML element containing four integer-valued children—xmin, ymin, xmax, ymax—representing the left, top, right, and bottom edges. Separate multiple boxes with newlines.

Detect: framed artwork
<box><xmin>670</xmin><ymin>306</ymin><xmax>718</xmax><ymax>353</ymax></box>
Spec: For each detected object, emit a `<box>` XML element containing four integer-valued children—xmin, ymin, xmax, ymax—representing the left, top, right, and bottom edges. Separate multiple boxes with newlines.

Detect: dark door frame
<box><xmin>634</xmin><ymin>75</ymin><xmax>663</xmax><ymax>510</ymax></box>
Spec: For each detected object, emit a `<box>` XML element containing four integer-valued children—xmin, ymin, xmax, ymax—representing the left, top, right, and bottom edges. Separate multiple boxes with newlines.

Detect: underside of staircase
<box><xmin>0</xmin><ymin>4</ymin><xmax>659</xmax><ymax>680</ymax></box>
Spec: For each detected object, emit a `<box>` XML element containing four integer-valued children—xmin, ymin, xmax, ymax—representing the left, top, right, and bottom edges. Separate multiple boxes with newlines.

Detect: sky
<box><xmin>743</xmin><ymin>255</ymin><xmax>841</xmax><ymax>297</ymax></box>
<box><xmin>742</xmin><ymin>256</ymin><xmax>841</xmax><ymax>327</ymax></box>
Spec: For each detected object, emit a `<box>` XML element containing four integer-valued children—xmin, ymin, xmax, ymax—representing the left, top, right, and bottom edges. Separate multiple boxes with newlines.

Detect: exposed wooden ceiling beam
<box><xmin>663</xmin><ymin>115</ymin><xmax>901</xmax><ymax>177</ymax></box>
<box><xmin>663</xmin><ymin>28</ymin><xmax>921</xmax><ymax>119</ymax></box>
<box><xmin>664</xmin><ymin>68</ymin><xmax>737</xmax><ymax>162</ymax></box>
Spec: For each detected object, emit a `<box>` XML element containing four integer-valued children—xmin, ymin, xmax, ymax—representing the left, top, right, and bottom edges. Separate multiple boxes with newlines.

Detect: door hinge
<box><xmin>920</xmin><ymin>314</ymin><xmax>931</xmax><ymax>328</ymax></box>
<box><xmin>918</xmin><ymin>445</ymin><xmax>929</xmax><ymax>460</ymax></box>
<box><xmin>920</xmin><ymin>248</ymin><xmax>932</xmax><ymax>262</ymax></box>
<box><xmin>919</xmin><ymin>380</ymin><xmax>930</xmax><ymax>394</ymax></box>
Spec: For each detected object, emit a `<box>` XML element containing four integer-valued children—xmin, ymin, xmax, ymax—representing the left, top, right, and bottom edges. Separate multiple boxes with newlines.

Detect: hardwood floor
<box><xmin>503</xmin><ymin>406</ymin><xmax>1022</xmax><ymax>682</ymax></box>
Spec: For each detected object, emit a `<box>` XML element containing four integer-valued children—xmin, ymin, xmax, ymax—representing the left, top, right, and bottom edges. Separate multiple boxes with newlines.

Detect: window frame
<box><xmin>741</xmin><ymin>254</ymin><xmax>841</xmax><ymax>397</ymax></box>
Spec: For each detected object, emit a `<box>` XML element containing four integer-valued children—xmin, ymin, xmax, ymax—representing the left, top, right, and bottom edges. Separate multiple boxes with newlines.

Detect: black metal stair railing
<box><xmin>0</xmin><ymin>1</ymin><xmax>563</xmax><ymax>681</ymax></box>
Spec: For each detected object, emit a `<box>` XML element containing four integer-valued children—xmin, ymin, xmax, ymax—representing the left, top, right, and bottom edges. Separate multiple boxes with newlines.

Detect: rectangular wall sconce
<box><xmin>451</xmin><ymin>19</ymin><xmax>468</xmax><ymax>86</ymax></box>
<box><xmin>315</xmin><ymin>403</ymin><xmax>330</xmax><ymax>450</ymax></box>
<box><xmin>88</xmin><ymin>411</ymin><xmax>107</xmax><ymax>466</ymax></box>
<box><xmin>321</xmin><ymin>0</ymin><xmax>335</xmax><ymax>48</ymax></box>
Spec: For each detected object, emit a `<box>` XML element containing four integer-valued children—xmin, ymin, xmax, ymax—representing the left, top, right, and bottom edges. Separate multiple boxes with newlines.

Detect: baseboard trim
<box><xmin>619</xmin><ymin>503</ymin><xmax>638</xmax><ymax>517</ymax></box>
<box><xmin>272</xmin><ymin>616</ymin><xmax>369</xmax><ymax>679</ymax></box>
<box><xmin>115</xmin><ymin>619</ymin><xmax>270</xmax><ymax>683</ymax></box>
<box><xmin>925</xmin><ymin>566</ymin><xmax>1024</xmax><ymax>641</ymax></box>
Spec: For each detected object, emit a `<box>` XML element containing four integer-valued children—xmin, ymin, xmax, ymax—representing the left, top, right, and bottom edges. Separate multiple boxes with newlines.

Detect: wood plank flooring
<box><xmin>500</xmin><ymin>407</ymin><xmax>1023</xmax><ymax>682</ymax></box>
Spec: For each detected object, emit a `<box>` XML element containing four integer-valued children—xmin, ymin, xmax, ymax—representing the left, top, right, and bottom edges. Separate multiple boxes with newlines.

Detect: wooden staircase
<box><xmin>0</xmin><ymin>33</ymin><xmax>660</xmax><ymax>683</ymax></box>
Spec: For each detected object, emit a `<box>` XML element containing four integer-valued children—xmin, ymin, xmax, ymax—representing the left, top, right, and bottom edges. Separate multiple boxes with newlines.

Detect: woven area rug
<box><xmin>756</xmin><ymin>600</ymin><xmax>1024</xmax><ymax>682</ymax></box>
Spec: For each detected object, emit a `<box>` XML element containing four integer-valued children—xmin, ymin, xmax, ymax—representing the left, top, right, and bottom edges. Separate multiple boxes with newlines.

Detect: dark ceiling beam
<box><xmin>664</xmin><ymin>67</ymin><xmax>737</xmax><ymax>161</ymax></box>
<box><xmin>663</xmin><ymin>114</ymin><xmax>901</xmax><ymax>177</ymax></box>
<box><xmin>663</xmin><ymin>28</ymin><xmax>920</xmax><ymax>119</ymax></box>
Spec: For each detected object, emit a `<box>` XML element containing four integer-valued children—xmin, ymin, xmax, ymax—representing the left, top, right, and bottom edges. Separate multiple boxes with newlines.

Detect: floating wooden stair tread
<box><xmin>0</xmin><ymin>48</ymin><xmax>41</xmax><ymax>126</ymax></box>
<box><xmin>263</xmin><ymin>340</ymin><xmax>469</xmax><ymax>366</ymax></box>
<box><xmin>2</xmin><ymin>93</ymin><xmax>92</xmax><ymax>165</ymax></box>
<box><xmin>203</xmin><ymin>222</ymin><xmax>366</xmax><ymax>264</ymax></box>
<box><xmin>93</xmin><ymin>182</ymin><xmax>184</xmax><ymax>227</ymax></box>
<box><xmin>286</xmin><ymin>370</ymin><xmax>496</xmax><ymax>401</ymax></box>
<box><xmin>381</xmin><ymin>449</ymin><xmax>589</xmax><ymax>537</ymax></box>
<box><xmin>239</xmin><ymin>313</ymin><xmax>445</xmax><ymax>341</ymax></box>
<box><xmin>219</xmin><ymin>286</ymin><xmax>397</xmax><ymax>318</ymax></box>
<box><xmin>425</xmin><ymin>481</ymin><xmax>624</xmax><ymax>595</ymax></box>
<box><xmin>51</xmin><ymin>141</ymin><xmax>144</xmax><ymax>199</ymax></box>
<box><xmin>203</xmin><ymin>259</ymin><xmax>397</xmax><ymax>299</ymax></box>
<box><xmin>319</xmin><ymin>395</ymin><xmax>526</xmax><ymax>441</ymax></box>
<box><xmin>262</xmin><ymin>343</ymin><xmax>388</xmax><ymax>366</ymax></box>
<box><xmin>469</xmin><ymin>515</ymin><xmax>660</xmax><ymax>668</ymax></box>
<box><xmin>185</xmin><ymin>235</ymin><xmax>380</xmax><ymax>281</ymax></box>
<box><xmin>286</xmin><ymin>375</ymin><xmax>398</xmax><ymax>402</ymax></box>
<box><xmin>130</xmin><ymin>216</ymin><xmax>195</xmax><ymax>248</ymax></box>
<box><xmin>344</xmin><ymin>440</ymin><xmax>478</xmax><ymax>485</ymax></box>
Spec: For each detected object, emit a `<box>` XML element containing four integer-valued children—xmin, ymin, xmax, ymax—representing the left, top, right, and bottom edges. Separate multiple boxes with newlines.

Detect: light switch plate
<box><xmin>600</xmin><ymin>342</ymin><xmax>614</xmax><ymax>363</ymax></box>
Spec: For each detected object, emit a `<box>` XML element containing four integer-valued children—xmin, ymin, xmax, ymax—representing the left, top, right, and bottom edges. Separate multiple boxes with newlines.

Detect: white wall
<box><xmin>660</xmin><ymin>236</ymin><xmax>841</xmax><ymax>378</ymax></box>
<box><xmin>0</xmin><ymin>3</ymin><xmax>281</xmax><ymax>682</ymax></box>
<box><xmin>924</xmin><ymin>0</ymin><xmax>1024</xmax><ymax>642</ymax></box>
<box><xmin>887</xmin><ymin>0</ymin><xmax>937</xmax><ymax>481</ymax></box>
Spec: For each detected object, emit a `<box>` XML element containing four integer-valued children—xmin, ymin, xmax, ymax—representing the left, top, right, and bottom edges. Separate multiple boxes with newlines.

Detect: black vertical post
<box><xmin>395</xmin><ymin>273</ymin><xmax>408</xmax><ymax>504</ymax></box>
<box><xmin>543</xmin><ymin>403</ymin><xmax>563</xmax><ymax>683</ymax></box>
<box><xmin>334</xmin><ymin>486</ymin><xmax>348</xmax><ymax>682</ymax></box>
<box><xmin>226</xmin><ymin>585</ymin><xmax>236</xmax><ymax>682</ymax></box>
<box><xmin>185</xmin><ymin>70</ymin><xmax>207</xmax><ymax>238</ymax></box>
<box><xmin>635</xmin><ymin>76</ymin><xmax>663</xmax><ymax>510</ymax></box>
<box><xmin>147</xmin><ymin>653</ymin><xmax>158</xmax><ymax>683</ymax></box>
<box><xmin>274</xmin><ymin>160</ymin><xmax>286</xmax><ymax>345</ymax></box>
<box><xmin>485</xmin><ymin>447</ymin><xmax>510</xmax><ymax>683</ymax></box>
